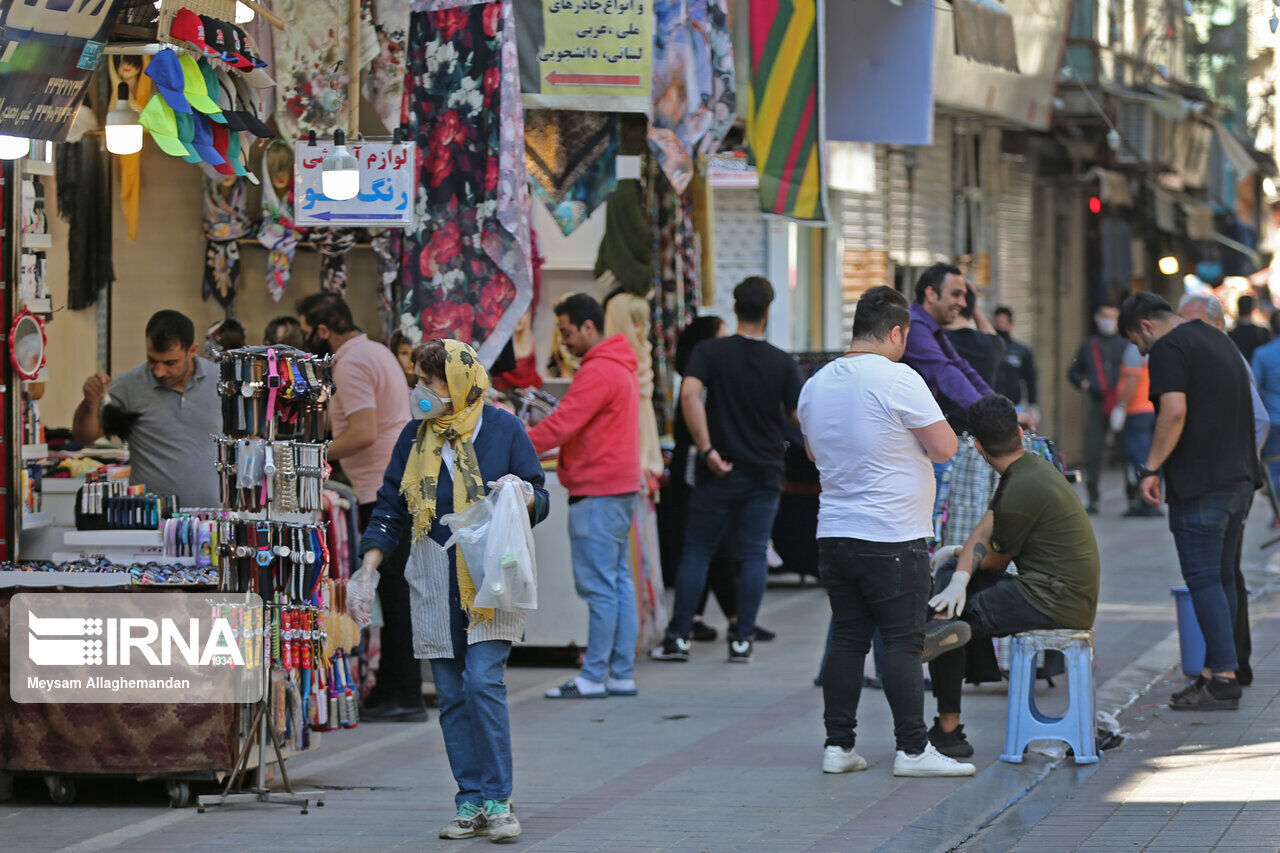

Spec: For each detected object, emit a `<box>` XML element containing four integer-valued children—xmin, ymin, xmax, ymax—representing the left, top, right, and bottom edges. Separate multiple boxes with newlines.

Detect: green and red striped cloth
<box><xmin>748</xmin><ymin>0</ymin><xmax>828</xmax><ymax>223</ymax></box>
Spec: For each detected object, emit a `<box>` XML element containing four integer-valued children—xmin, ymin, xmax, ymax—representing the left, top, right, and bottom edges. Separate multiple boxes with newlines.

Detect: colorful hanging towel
<box><xmin>399</xmin><ymin>0</ymin><xmax>533</xmax><ymax>368</ymax></box>
<box><xmin>273</xmin><ymin>0</ymin><xmax>353</xmax><ymax>143</ymax></box>
<box><xmin>647</xmin><ymin>0</ymin><xmax>735</xmax><ymax>194</ymax></box>
<box><xmin>747</xmin><ymin>0</ymin><xmax>828</xmax><ymax>223</ymax></box>
<box><xmin>258</xmin><ymin>146</ymin><xmax>307</xmax><ymax>303</ymax></box>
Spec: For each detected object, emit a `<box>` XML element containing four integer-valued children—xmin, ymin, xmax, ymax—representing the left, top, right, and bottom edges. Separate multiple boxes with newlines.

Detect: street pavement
<box><xmin>1</xmin><ymin>471</ymin><xmax>1278</xmax><ymax>852</ymax></box>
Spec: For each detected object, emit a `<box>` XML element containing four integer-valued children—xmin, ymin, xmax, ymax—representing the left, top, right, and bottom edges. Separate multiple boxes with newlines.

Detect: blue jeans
<box><xmin>568</xmin><ymin>494</ymin><xmax>639</xmax><ymax>683</ymax></box>
<box><xmin>668</xmin><ymin>469</ymin><xmax>782</xmax><ymax>642</ymax></box>
<box><xmin>1262</xmin><ymin>428</ymin><xmax>1280</xmax><ymax>499</ymax></box>
<box><xmin>1168</xmin><ymin>483</ymin><xmax>1254</xmax><ymax>673</ymax></box>
<box><xmin>428</xmin><ymin>639</ymin><xmax>514</xmax><ymax>808</ymax></box>
<box><xmin>1123</xmin><ymin>412</ymin><xmax>1156</xmax><ymax>476</ymax></box>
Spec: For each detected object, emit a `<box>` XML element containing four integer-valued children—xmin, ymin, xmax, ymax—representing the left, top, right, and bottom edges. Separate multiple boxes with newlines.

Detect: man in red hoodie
<box><xmin>529</xmin><ymin>293</ymin><xmax>642</xmax><ymax>699</ymax></box>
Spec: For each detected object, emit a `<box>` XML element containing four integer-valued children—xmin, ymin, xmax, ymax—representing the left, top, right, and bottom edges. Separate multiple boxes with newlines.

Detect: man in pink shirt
<box><xmin>297</xmin><ymin>293</ymin><xmax>418</xmax><ymax>720</ymax></box>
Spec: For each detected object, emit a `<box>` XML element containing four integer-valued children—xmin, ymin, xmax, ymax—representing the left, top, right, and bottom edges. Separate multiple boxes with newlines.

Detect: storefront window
<box><xmin>787</xmin><ymin>222</ymin><xmax>826</xmax><ymax>351</ymax></box>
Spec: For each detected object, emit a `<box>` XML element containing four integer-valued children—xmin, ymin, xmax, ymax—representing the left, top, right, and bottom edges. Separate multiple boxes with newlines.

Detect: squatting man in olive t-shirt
<box><xmin>925</xmin><ymin>394</ymin><xmax>1100</xmax><ymax>759</ymax></box>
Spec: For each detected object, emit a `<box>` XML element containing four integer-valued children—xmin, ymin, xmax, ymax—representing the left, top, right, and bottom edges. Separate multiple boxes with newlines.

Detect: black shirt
<box><xmin>685</xmin><ymin>335</ymin><xmax>804</xmax><ymax>490</ymax></box>
<box><xmin>994</xmin><ymin>333</ymin><xmax>1038</xmax><ymax>406</ymax></box>
<box><xmin>944</xmin><ymin>328</ymin><xmax>1005</xmax><ymax>388</ymax></box>
<box><xmin>1147</xmin><ymin>319</ymin><xmax>1262</xmax><ymax>503</ymax></box>
<box><xmin>1228</xmin><ymin>321</ymin><xmax>1271</xmax><ymax>364</ymax></box>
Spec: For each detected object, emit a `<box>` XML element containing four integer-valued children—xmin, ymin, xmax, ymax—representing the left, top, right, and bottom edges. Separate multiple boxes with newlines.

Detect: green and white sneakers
<box><xmin>440</xmin><ymin>802</ymin><xmax>487</xmax><ymax>839</ymax></box>
<box><xmin>484</xmin><ymin>799</ymin><xmax>522</xmax><ymax>842</ymax></box>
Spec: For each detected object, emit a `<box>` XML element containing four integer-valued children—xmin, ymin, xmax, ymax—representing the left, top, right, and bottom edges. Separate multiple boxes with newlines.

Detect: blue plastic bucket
<box><xmin>1171</xmin><ymin>586</ymin><xmax>1206</xmax><ymax>678</ymax></box>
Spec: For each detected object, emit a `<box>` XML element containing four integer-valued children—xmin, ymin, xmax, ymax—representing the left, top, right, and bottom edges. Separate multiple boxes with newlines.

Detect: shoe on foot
<box><xmin>359</xmin><ymin>691</ymin><xmax>429</xmax><ymax>722</ymax></box>
<box><xmin>544</xmin><ymin>676</ymin><xmax>607</xmax><ymax>699</ymax></box>
<box><xmin>440</xmin><ymin>802</ymin><xmax>488</xmax><ymax>839</ymax></box>
<box><xmin>922</xmin><ymin>619</ymin><xmax>972</xmax><ymax>663</ymax></box>
<box><xmin>893</xmin><ymin>743</ymin><xmax>976</xmax><ymax>777</ymax></box>
<box><xmin>650</xmin><ymin>635</ymin><xmax>691</xmax><ymax>661</ymax></box>
<box><xmin>1085</xmin><ymin>502</ymin><xmax>1099</xmax><ymax>515</ymax></box>
<box><xmin>1169</xmin><ymin>675</ymin><xmax>1241</xmax><ymax>711</ymax></box>
<box><xmin>863</xmin><ymin>676</ymin><xmax>883</xmax><ymax>690</ymax></box>
<box><xmin>605</xmin><ymin>677</ymin><xmax>637</xmax><ymax>697</ymax></box>
<box><xmin>728</xmin><ymin>638</ymin><xmax>753</xmax><ymax>663</ymax></box>
<box><xmin>927</xmin><ymin>717</ymin><xmax>975</xmax><ymax>758</ymax></box>
<box><xmin>484</xmin><ymin>799</ymin><xmax>521</xmax><ymax>842</ymax></box>
<box><xmin>753</xmin><ymin>625</ymin><xmax>777</xmax><ymax>642</ymax></box>
<box><xmin>822</xmin><ymin>745</ymin><xmax>868</xmax><ymax>773</ymax></box>
<box><xmin>690</xmin><ymin>621</ymin><xmax>718</xmax><ymax>642</ymax></box>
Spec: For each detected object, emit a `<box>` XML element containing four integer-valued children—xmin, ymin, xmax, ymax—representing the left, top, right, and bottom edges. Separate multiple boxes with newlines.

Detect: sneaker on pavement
<box><xmin>1169</xmin><ymin>675</ymin><xmax>1241</xmax><ymax>711</ymax></box>
<box><xmin>691</xmin><ymin>621</ymin><xmax>718</xmax><ymax>642</ymax></box>
<box><xmin>893</xmin><ymin>743</ymin><xmax>976</xmax><ymax>777</ymax></box>
<box><xmin>649</xmin><ymin>635</ymin><xmax>691</xmax><ymax>661</ymax></box>
<box><xmin>822</xmin><ymin>745</ymin><xmax>868</xmax><ymax>774</ymax></box>
<box><xmin>440</xmin><ymin>802</ymin><xmax>488</xmax><ymax>839</ymax></box>
<box><xmin>484</xmin><ymin>799</ymin><xmax>521</xmax><ymax>842</ymax></box>
<box><xmin>544</xmin><ymin>676</ymin><xmax>607</xmax><ymax>699</ymax></box>
<box><xmin>605</xmin><ymin>677</ymin><xmax>637</xmax><ymax>696</ymax></box>
<box><xmin>927</xmin><ymin>717</ymin><xmax>975</xmax><ymax>758</ymax></box>
<box><xmin>753</xmin><ymin>625</ymin><xmax>777</xmax><ymax>642</ymax></box>
<box><xmin>728</xmin><ymin>638</ymin><xmax>753</xmax><ymax>663</ymax></box>
<box><xmin>922</xmin><ymin>619</ymin><xmax>971</xmax><ymax>663</ymax></box>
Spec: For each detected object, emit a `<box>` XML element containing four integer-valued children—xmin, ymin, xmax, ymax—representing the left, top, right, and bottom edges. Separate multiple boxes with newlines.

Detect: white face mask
<box><xmin>410</xmin><ymin>384</ymin><xmax>447</xmax><ymax>420</ymax></box>
<box><xmin>1097</xmin><ymin>318</ymin><xmax>1118</xmax><ymax>336</ymax></box>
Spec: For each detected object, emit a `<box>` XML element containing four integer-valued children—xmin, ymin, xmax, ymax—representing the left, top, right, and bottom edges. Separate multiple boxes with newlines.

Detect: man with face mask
<box><xmin>1068</xmin><ymin>302</ymin><xmax>1127</xmax><ymax>514</ymax></box>
<box><xmin>296</xmin><ymin>292</ymin><xmax>419</xmax><ymax>720</ymax></box>
<box><xmin>73</xmin><ymin>310</ymin><xmax>221</xmax><ymax>507</ymax></box>
<box><xmin>992</xmin><ymin>306</ymin><xmax>1038</xmax><ymax>420</ymax></box>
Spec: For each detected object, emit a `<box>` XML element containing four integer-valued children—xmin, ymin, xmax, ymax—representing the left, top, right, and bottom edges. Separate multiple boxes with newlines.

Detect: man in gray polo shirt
<box><xmin>73</xmin><ymin>310</ymin><xmax>220</xmax><ymax>508</ymax></box>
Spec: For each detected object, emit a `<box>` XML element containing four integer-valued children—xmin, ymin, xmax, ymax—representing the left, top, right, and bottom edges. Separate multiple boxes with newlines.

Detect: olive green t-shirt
<box><xmin>989</xmin><ymin>453</ymin><xmax>1100</xmax><ymax>629</ymax></box>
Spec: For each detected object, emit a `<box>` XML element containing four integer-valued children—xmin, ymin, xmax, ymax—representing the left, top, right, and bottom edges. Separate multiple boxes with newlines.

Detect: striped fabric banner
<box><xmin>748</xmin><ymin>0</ymin><xmax>828</xmax><ymax>223</ymax></box>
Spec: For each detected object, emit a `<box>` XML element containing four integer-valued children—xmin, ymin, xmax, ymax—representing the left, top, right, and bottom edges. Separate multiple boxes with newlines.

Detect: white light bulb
<box><xmin>235</xmin><ymin>1</ymin><xmax>256</xmax><ymax>23</ymax></box>
<box><xmin>321</xmin><ymin>134</ymin><xmax>360</xmax><ymax>200</ymax></box>
<box><xmin>0</xmin><ymin>134</ymin><xmax>30</xmax><ymax>160</ymax></box>
<box><xmin>1158</xmin><ymin>256</ymin><xmax>1180</xmax><ymax>276</ymax></box>
<box><xmin>105</xmin><ymin>84</ymin><xmax>142</xmax><ymax>155</ymax></box>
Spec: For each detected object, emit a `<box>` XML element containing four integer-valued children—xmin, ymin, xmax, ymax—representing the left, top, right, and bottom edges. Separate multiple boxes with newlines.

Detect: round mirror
<box><xmin>10</xmin><ymin>310</ymin><xmax>46</xmax><ymax>381</ymax></box>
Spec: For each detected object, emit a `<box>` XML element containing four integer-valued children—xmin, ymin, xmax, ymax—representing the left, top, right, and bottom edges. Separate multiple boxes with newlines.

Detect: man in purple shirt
<box><xmin>903</xmin><ymin>264</ymin><xmax>995</xmax><ymax>433</ymax></box>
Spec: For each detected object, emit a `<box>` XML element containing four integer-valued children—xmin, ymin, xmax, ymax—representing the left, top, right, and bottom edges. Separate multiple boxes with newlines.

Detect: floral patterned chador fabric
<box><xmin>649</xmin><ymin>164</ymin><xmax>701</xmax><ymax>433</ymax></box>
<box><xmin>273</xmin><ymin>0</ymin><xmax>353</xmax><ymax>143</ymax></box>
<box><xmin>399</xmin><ymin>0</ymin><xmax>533</xmax><ymax>368</ymax></box>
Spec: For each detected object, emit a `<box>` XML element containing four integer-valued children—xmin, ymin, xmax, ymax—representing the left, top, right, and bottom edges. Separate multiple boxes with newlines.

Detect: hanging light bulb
<box><xmin>104</xmin><ymin>81</ymin><xmax>143</xmax><ymax>156</ymax></box>
<box><xmin>235</xmin><ymin>1</ymin><xmax>256</xmax><ymax>23</ymax></box>
<box><xmin>321</xmin><ymin>129</ymin><xmax>360</xmax><ymax>201</ymax></box>
<box><xmin>1158</xmin><ymin>256</ymin><xmax>1180</xmax><ymax>276</ymax></box>
<box><xmin>0</xmin><ymin>134</ymin><xmax>30</xmax><ymax>160</ymax></box>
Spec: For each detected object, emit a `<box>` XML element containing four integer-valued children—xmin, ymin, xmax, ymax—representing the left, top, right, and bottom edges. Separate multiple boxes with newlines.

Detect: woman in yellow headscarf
<box><xmin>347</xmin><ymin>339</ymin><xmax>548</xmax><ymax>843</ymax></box>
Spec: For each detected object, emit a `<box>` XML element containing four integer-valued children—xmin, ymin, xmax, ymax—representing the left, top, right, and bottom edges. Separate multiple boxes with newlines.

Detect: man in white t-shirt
<box><xmin>798</xmin><ymin>286</ymin><xmax>975</xmax><ymax>779</ymax></box>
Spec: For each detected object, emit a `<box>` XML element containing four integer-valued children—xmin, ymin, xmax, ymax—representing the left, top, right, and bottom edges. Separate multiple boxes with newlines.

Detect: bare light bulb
<box><xmin>0</xmin><ymin>134</ymin><xmax>30</xmax><ymax>160</ymax></box>
<box><xmin>321</xmin><ymin>129</ymin><xmax>360</xmax><ymax>200</ymax></box>
<box><xmin>105</xmin><ymin>82</ymin><xmax>142</xmax><ymax>155</ymax></box>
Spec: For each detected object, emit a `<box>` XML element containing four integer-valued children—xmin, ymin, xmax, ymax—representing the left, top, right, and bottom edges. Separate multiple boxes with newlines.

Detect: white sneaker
<box><xmin>822</xmin><ymin>745</ymin><xmax>868</xmax><ymax>773</ymax></box>
<box><xmin>893</xmin><ymin>743</ymin><xmax>976</xmax><ymax>777</ymax></box>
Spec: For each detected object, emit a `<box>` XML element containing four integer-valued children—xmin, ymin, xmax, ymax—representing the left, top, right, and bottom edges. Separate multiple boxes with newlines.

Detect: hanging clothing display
<box><xmin>525</xmin><ymin>110</ymin><xmax>618</xmax><ymax>234</ymax></box>
<box><xmin>109</xmin><ymin>55</ymin><xmax>152</xmax><ymax>242</ymax></box>
<box><xmin>272</xmin><ymin>0</ymin><xmax>353</xmax><ymax>143</ymax></box>
<box><xmin>54</xmin><ymin>138</ymin><xmax>114</xmax><ymax>310</ymax></box>
<box><xmin>649</xmin><ymin>167</ymin><xmax>701</xmax><ymax>432</ymax></box>
<box><xmin>310</xmin><ymin>227</ymin><xmax>360</xmax><ymax>294</ymax></box>
<box><xmin>594</xmin><ymin>179</ymin><xmax>652</xmax><ymax>296</ymax></box>
<box><xmin>202</xmin><ymin>177</ymin><xmax>251</xmax><ymax>308</ymax></box>
<box><xmin>258</xmin><ymin>143</ymin><xmax>308</xmax><ymax>303</ymax></box>
<box><xmin>399</xmin><ymin>0</ymin><xmax>533</xmax><ymax>368</ymax></box>
<box><xmin>371</xmin><ymin>230</ymin><xmax>403</xmax><ymax>340</ymax></box>
<box><xmin>361</xmin><ymin>0</ymin><xmax>412</xmax><ymax>132</ymax></box>
<box><xmin>647</xmin><ymin>0</ymin><xmax>735</xmax><ymax>194</ymax></box>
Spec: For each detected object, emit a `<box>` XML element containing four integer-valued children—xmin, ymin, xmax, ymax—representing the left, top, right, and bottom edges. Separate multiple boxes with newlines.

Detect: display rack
<box><xmin>197</xmin><ymin>346</ymin><xmax>337</xmax><ymax>815</ymax></box>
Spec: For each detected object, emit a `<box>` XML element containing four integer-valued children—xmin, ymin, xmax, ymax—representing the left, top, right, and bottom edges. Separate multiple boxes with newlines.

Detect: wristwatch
<box><xmin>1137</xmin><ymin>466</ymin><xmax>1160</xmax><ymax>480</ymax></box>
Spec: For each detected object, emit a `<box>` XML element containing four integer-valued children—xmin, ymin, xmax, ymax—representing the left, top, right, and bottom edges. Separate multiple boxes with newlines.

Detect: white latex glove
<box><xmin>930</xmin><ymin>545</ymin><xmax>963</xmax><ymax>573</ymax></box>
<box><xmin>346</xmin><ymin>565</ymin><xmax>381</xmax><ymax>628</ymax></box>
<box><xmin>1109</xmin><ymin>405</ymin><xmax>1127</xmax><ymax>433</ymax></box>
<box><xmin>929</xmin><ymin>570</ymin><xmax>971</xmax><ymax>619</ymax></box>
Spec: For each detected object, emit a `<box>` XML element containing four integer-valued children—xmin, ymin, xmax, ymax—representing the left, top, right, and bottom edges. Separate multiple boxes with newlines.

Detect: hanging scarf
<box><xmin>113</xmin><ymin>57</ymin><xmax>152</xmax><ymax>242</ymax></box>
<box><xmin>258</xmin><ymin>143</ymin><xmax>306</xmax><ymax>302</ymax></box>
<box><xmin>310</xmin><ymin>227</ymin><xmax>359</xmax><ymax>294</ymax></box>
<box><xmin>594</xmin><ymin>179</ymin><xmax>651</xmax><ymax>296</ymax></box>
<box><xmin>203</xmin><ymin>177</ymin><xmax>250</xmax><ymax>308</ymax></box>
<box><xmin>400</xmin><ymin>339</ymin><xmax>493</xmax><ymax>624</ymax></box>
<box><xmin>371</xmin><ymin>230</ymin><xmax>403</xmax><ymax>340</ymax></box>
<box><xmin>360</xmin><ymin>0</ymin><xmax>412</xmax><ymax>132</ymax></box>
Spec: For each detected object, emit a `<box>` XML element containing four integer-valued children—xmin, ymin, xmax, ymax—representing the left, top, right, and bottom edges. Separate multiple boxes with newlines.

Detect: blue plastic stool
<box><xmin>1000</xmin><ymin>629</ymin><xmax>1099</xmax><ymax>764</ymax></box>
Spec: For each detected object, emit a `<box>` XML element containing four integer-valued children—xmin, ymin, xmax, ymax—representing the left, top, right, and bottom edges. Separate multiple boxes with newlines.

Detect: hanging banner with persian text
<box><xmin>514</xmin><ymin>0</ymin><xmax>653</xmax><ymax>112</ymax></box>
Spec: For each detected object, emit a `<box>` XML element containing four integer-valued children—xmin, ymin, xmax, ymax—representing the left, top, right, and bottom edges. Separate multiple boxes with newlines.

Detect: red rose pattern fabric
<box><xmin>399</xmin><ymin>0</ymin><xmax>532</xmax><ymax>366</ymax></box>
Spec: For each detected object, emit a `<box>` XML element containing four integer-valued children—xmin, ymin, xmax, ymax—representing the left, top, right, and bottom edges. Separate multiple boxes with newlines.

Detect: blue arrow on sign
<box><xmin>310</xmin><ymin>211</ymin><xmax>405</xmax><ymax>221</ymax></box>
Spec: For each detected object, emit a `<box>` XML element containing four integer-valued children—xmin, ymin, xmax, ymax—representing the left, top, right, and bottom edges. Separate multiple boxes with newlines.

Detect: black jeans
<box><xmin>818</xmin><ymin>537</ymin><xmax>930</xmax><ymax>754</ymax></box>
<box><xmin>928</xmin><ymin>559</ymin><xmax>1060</xmax><ymax>715</ymax></box>
<box><xmin>359</xmin><ymin>502</ymin><xmax>421</xmax><ymax>696</ymax></box>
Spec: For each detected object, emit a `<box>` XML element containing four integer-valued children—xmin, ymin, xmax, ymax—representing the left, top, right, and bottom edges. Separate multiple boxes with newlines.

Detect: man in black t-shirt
<box><xmin>651</xmin><ymin>277</ymin><xmax>804</xmax><ymax>664</ymax></box>
<box><xmin>1120</xmin><ymin>293</ymin><xmax>1261</xmax><ymax>712</ymax></box>
<box><xmin>1228</xmin><ymin>294</ymin><xmax>1271</xmax><ymax>363</ymax></box>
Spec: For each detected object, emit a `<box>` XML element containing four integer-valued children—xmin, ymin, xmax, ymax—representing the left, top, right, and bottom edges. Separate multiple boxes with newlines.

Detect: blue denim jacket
<box><xmin>359</xmin><ymin>405</ymin><xmax>550</xmax><ymax>556</ymax></box>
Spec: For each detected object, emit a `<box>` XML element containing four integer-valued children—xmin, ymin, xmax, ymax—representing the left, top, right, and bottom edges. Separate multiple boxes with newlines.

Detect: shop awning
<box><xmin>950</xmin><ymin>0</ymin><xmax>1019</xmax><ymax>73</ymax></box>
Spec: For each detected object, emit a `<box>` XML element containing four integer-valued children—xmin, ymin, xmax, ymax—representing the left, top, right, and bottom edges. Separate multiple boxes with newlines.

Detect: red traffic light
<box><xmin>1088</xmin><ymin>196</ymin><xmax>1102</xmax><ymax>214</ymax></box>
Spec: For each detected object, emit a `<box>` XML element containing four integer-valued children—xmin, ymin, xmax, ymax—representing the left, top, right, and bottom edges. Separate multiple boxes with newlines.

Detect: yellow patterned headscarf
<box><xmin>400</xmin><ymin>340</ymin><xmax>492</xmax><ymax>624</ymax></box>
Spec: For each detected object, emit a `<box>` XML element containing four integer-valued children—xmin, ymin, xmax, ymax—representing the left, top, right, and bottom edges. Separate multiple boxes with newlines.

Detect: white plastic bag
<box><xmin>442</xmin><ymin>479</ymin><xmax>537</xmax><ymax>612</ymax></box>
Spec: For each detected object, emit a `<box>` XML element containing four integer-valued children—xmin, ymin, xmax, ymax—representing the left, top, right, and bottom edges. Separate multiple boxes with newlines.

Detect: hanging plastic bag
<box><xmin>442</xmin><ymin>478</ymin><xmax>537</xmax><ymax>612</ymax></box>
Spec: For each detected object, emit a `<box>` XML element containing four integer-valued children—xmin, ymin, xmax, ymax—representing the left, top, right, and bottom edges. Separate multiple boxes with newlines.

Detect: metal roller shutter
<box><xmin>888</xmin><ymin>117</ymin><xmax>955</xmax><ymax>269</ymax></box>
<box><xmin>996</xmin><ymin>155</ymin><xmax>1037</xmax><ymax>335</ymax></box>
<box><xmin>835</xmin><ymin>149</ymin><xmax>891</xmax><ymax>340</ymax></box>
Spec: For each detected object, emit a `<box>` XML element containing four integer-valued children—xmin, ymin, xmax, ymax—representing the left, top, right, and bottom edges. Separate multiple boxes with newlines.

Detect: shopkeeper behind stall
<box><xmin>72</xmin><ymin>310</ymin><xmax>221</xmax><ymax>508</ymax></box>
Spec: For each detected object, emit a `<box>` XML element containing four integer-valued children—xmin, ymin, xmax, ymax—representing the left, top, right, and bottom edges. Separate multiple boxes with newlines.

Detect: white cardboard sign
<box><xmin>293</xmin><ymin>141</ymin><xmax>416</xmax><ymax>228</ymax></box>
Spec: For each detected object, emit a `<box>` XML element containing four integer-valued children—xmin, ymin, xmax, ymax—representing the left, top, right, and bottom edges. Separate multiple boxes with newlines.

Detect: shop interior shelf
<box><xmin>63</xmin><ymin>529</ymin><xmax>163</xmax><ymax>547</ymax></box>
<box><xmin>21</xmin><ymin>513</ymin><xmax>50</xmax><ymax>530</ymax></box>
<box><xmin>22</xmin><ymin>160</ymin><xmax>54</xmax><ymax>176</ymax></box>
<box><xmin>21</xmin><ymin>443</ymin><xmax>48</xmax><ymax>460</ymax></box>
<box><xmin>21</xmin><ymin>297</ymin><xmax>52</xmax><ymax>314</ymax></box>
<box><xmin>20</xmin><ymin>233</ymin><xmax>52</xmax><ymax>250</ymax></box>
